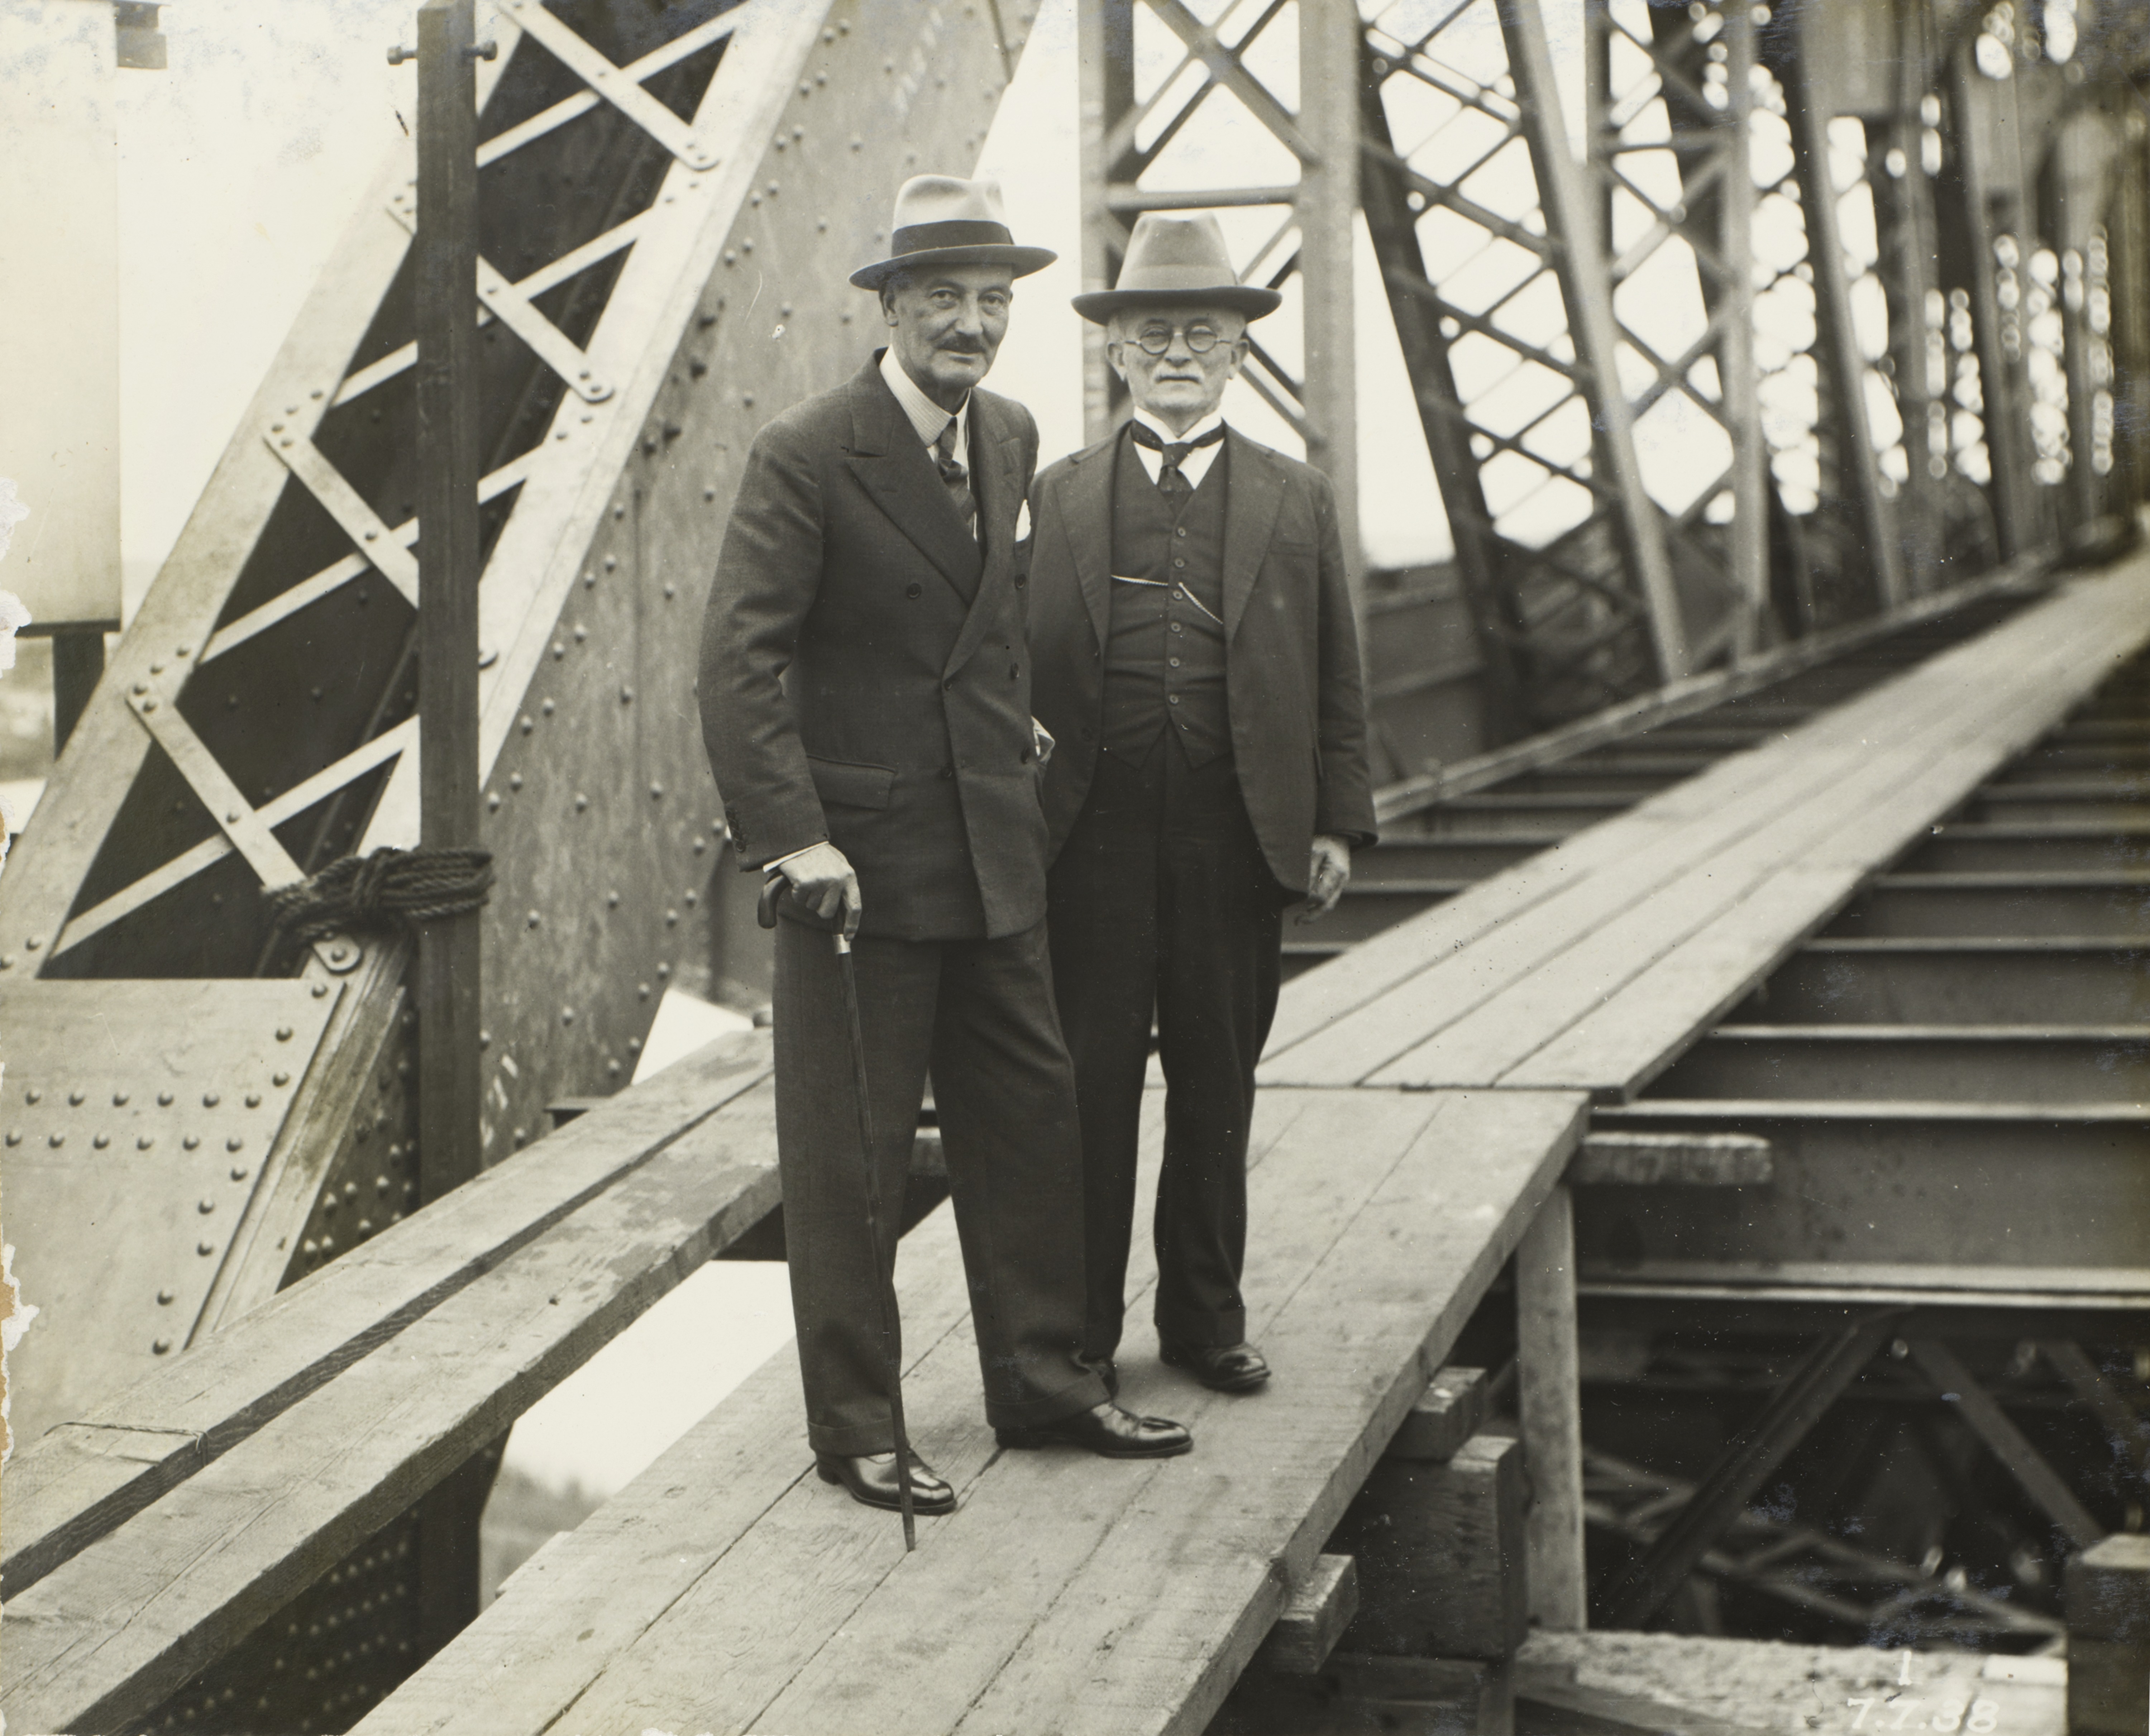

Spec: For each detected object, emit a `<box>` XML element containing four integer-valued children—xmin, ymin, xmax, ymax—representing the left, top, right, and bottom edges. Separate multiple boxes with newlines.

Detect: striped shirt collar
<box><xmin>879</xmin><ymin>346</ymin><xmax>970</xmax><ymax>454</ymax></box>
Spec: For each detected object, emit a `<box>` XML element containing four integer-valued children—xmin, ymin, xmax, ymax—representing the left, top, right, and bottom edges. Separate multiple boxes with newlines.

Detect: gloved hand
<box><xmin>761</xmin><ymin>840</ymin><xmax>861</xmax><ymax>938</ymax></box>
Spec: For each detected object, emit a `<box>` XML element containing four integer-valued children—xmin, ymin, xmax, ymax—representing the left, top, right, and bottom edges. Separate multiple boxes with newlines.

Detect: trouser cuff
<box><xmin>984</xmin><ymin>1368</ymin><xmax>1110</xmax><ymax>1429</ymax></box>
<box><xmin>807</xmin><ymin>1418</ymin><xmax>899</xmax><ymax>1458</ymax></box>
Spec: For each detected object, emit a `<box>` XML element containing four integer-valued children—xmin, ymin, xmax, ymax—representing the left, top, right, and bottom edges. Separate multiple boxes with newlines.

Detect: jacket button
<box><xmin>906</xmin><ymin>583</ymin><xmax>922</xmax><ymax>599</ymax></box>
<box><xmin>1009</xmin><ymin>664</ymin><xmax>1019</xmax><ymax>679</ymax></box>
<box><xmin>940</xmin><ymin>764</ymin><xmax>954</xmax><ymax>780</ymax></box>
<box><xmin>1014</xmin><ymin>574</ymin><xmax>1027</xmax><ymax>588</ymax></box>
<box><xmin>943</xmin><ymin>678</ymin><xmax>955</xmax><ymax>690</ymax></box>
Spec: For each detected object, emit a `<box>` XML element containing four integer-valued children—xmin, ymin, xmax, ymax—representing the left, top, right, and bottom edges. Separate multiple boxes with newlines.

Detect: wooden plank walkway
<box><xmin>2</xmin><ymin>1049</ymin><xmax>780</xmax><ymax>1735</ymax></box>
<box><xmin>3</xmin><ymin>1034</ymin><xmax>770</xmax><ymax>1598</ymax></box>
<box><xmin>352</xmin><ymin>1089</ymin><xmax>1586</xmax><ymax>1736</ymax></box>
<box><xmin>1261</xmin><ymin>561</ymin><xmax>2150</xmax><ymax>1097</ymax></box>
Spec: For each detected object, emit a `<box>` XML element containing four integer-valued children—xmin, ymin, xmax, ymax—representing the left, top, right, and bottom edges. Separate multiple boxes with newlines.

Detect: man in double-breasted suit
<box><xmin>1027</xmin><ymin>212</ymin><xmax>1378</xmax><ymax>1398</ymax></box>
<box><xmin>699</xmin><ymin>177</ymin><xmax>1191</xmax><ymax>1517</ymax></box>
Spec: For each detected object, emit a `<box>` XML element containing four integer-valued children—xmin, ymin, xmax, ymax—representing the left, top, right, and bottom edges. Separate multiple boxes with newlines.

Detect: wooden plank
<box><xmin>1371</xmin><ymin>556</ymin><xmax>2047</xmax><ymax>824</ymax></box>
<box><xmin>3</xmin><ymin>1032</ymin><xmax>771</xmax><ymax>1597</ymax></box>
<box><xmin>1329</xmin><ymin>1433</ymin><xmax>1527</xmax><ymax>1660</ymax></box>
<box><xmin>1571</xmin><ymin>1132</ymin><xmax>1773</xmax><ymax>1187</ymax></box>
<box><xmin>1517</xmin><ymin>1183</ymin><xmax>1585</xmax><ymax>1632</ymax></box>
<box><xmin>502</xmin><ymin>1089</ymin><xmax>1451</xmax><ymax>1736</ymax></box>
<box><xmin>1252</xmin><ymin>1553</ymin><xmax>1360</xmax><ymax>1676</ymax></box>
<box><xmin>2</xmin><ymin>1084</ymin><xmax>784</xmax><ymax>1733</ymax></box>
<box><xmin>1274</xmin><ymin>559</ymin><xmax>2149</xmax><ymax>1086</ymax></box>
<box><xmin>354</xmin><ymin>1086</ymin><xmax>1300</xmax><ymax>1736</ymax></box>
<box><xmin>1506</xmin><ymin>574</ymin><xmax>2150</xmax><ymax>1095</ymax></box>
<box><xmin>933</xmin><ymin>1092</ymin><xmax>1588</xmax><ymax>1736</ymax></box>
<box><xmin>1386</xmin><ymin>1366</ymin><xmax>1489</xmax><ymax>1462</ymax></box>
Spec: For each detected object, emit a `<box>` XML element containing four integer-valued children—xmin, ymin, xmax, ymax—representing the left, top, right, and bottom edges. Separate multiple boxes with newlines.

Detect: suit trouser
<box><xmin>771</xmin><ymin>914</ymin><xmax>1109</xmax><ymax>1456</ymax></box>
<box><xmin>1046</xmin><ymin>734</ymin><xmax>1285</xmax><ymax>1360</ymax></box>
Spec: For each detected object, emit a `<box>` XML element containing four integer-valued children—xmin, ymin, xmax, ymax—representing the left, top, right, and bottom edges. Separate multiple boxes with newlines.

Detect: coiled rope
<box><xmin>264</xmin><ymin>846</ymin><xmax>494</xmax><ymax>944</ymax></box>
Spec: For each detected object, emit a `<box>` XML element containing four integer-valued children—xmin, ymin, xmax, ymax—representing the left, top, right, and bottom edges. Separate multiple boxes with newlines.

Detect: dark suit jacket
<box><xmin>699</xmin><ymin>355</ymin><xmax>1046</xmax><ymax>941</ymax></box>
<box><xmin>1026</xmin><ymin>426</ymin><xmax>1377</xmax><ymax>893</ymax></box>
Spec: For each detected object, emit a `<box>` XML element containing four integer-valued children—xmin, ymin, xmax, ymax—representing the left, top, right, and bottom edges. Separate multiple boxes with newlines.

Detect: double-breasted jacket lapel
<box><xmin>842</xmin><ymin>362</ymin><xmax>984</xmax><ymax>607</ymax></box>
<box><xmin>1219</xmin><ymin>428</ymin><xmax>1285</xmax><ymax>641</ymax></box>
<box><xmin>1049</xmin><ymin>433</ymin><xmax>1118</xmax><ymax>650</ymax></box>
<box><xmin>943</xmin><ymin>392</ymin><xmax>1025</xmax><ymax>680</ymax></box>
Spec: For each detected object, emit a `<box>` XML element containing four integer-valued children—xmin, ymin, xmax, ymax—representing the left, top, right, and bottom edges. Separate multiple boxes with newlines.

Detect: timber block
<box><xmin>1327</xmin><ymin>1431</ymin><xmax>1528</xmax><ymax>1660</ymax></box>
<box><xmin>1253</xmin><ymin>1553</ymin><xmax>1360</xmax><ymax>1675</ymax></box>
<box><xmin>1388</xmin><ymin>1367</ymin><xmax>1489</xmax><ymax>1463</ymax></box>
<box><xmin>1210</xmin><ymin>1654</ymin><xmax>1513</xmax><ymax>1736</ymax></box>
<box><xmin>1570</xmin><ymin>1131</ymin><xmax>1773</xmax><ymax>1187</ymax></box>
<box><xmin>2068</xmin><ymin>1534</ymin><xmax>2150</xmax><ymax>1735</ymax></box>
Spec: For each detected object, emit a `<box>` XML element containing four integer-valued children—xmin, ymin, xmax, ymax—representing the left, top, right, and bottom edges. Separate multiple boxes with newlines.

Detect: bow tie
<box><xmin>1129</xmin><ymin>421</ymin><xmax>1226</xmax><ymax>466</ymax></box>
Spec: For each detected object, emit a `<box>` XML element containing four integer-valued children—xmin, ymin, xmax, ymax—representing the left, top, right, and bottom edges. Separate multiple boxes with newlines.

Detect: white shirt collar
<box><xmin>1130</xmin><ymin>406</ymin><xmax>1225</xmax><ymax>448</ymax></box>
<box><xmin>879</xmin><ymin>347</ymin><xmax>969</xmax><ymax>454</ymax></box>
<box><xmin>1128</xmin><ymin>406</ymin><xmax>1228</xmax><ymax>490</ymax></box>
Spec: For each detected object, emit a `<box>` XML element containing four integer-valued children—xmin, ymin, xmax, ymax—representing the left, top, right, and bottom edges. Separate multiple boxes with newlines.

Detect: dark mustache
<box><xmin>937</xmin><ymin>340</ymin><xmax>990</xmax><ymax>354</ymax></box>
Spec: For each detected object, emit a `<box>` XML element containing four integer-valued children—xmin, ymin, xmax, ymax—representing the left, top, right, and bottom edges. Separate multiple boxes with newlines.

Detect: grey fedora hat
<box><xmin>850</xmin><ymin>174</ymin><xmax>1057</xmax><ymax>290</ymax></box>
<box><xmin>1070</xmin><ymin>211</ymin><xmax>1281</xmax><ymax>323</ymax></box>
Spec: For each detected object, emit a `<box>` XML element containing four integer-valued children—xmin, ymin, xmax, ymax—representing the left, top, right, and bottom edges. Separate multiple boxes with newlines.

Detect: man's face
<box><xmin>1107</xmin><ymin>305</ymin><xmax>1249</xmax><ymax>430</ymax></box>
<box><xmin>882</xmin><ymin>264</ymin><xmax>1015</xmax><ymax>409</ymax></box>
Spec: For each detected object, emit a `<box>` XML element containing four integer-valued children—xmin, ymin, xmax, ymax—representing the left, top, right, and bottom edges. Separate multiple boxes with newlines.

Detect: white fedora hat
<box><xmin>1070</xmin><ymin>211</ymin><xmax>1281</xmax><ymax>324</ymax></box>
<box><xmin>850</xmin><ymin>174</ymin><xmax>1057</xmax><ymax>290</ymax></box>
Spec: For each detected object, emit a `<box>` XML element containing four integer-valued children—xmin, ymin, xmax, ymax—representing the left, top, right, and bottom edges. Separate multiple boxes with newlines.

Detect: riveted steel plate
<box><xmin>0</xmin><ymin>979</ymin><xmax>339</xmax><ymax>1450</ymax></box>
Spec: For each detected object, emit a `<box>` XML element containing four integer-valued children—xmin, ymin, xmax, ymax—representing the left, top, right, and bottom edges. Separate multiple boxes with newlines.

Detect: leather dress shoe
<box><xmin>1077</xmin><ymin>1354</ymin><xmax>1121</xmax><ymax>1399</ymax></box>
<box><xmin>996</xmin><ymin>1400</ymin><xmax>1192</xmax><ymax>1458</ymax></box>
<box><xmin>814</xmin><ymin>1449</ymin><xmax>957</xmax><ymax>1515</ymax></box>
<box><xmin>1161</xmin><ymin>1338</ymin><xmax>1271</xmax><ymax>1392</ymax></box>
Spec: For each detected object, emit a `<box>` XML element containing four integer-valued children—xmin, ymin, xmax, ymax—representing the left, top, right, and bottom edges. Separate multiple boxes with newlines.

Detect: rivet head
<box><xmin>527</xmin><ymin>910</ymin><xmax>542</xmax><ymax>929</ymax></box>
<box><xmin>246</xmin><ymin>1092</ymin><xmax>262</xmax><ymax>1108</ymax></box>
<box><xmin>113</xmin><ymin>1090</ymin><xmax>129</xmax><ymax>1106</ymax></box>
<box><xmin>3</xmin><ymin>1132</ymin><xmax>17</xmax><ymax>1146</ymax></box>
<box><xmin>157</xmin><ymin>1288</ymin><xmax>175</xmax><ymax>1304</ymax></box>
<box><xmin>232</xmin><ymin>1165</ymin><xmax>249</xmax><ymax>1181</ymax></box>
<box><xmin>24</xmin><ymin>1089</ymin><xmax>39</xmax><ymax>1104</ymax></box>
<box><xmin>48</xmin><ymin>1133</ymin><xmax>63</xmax><ymax>1148</ymax></box>
<box><xmin>138</xmin><ymin>1135</ymin><xmax>154</xmax><ymax>1149</ymax></box>
<box><xmin>184</xmin><ymin>1135</ymin><xmax>200</xmax><ymax>1150</ymax></box>
<box><xmin>154</xmin><ymin>1338</ymin><xmax>172</xmax><ymax>1354</ymax></box>
<box><xmin>69</xmin><ymin>1089</ymin><xmax>85</xmax><ymax>1105</ymax></box>
<box><xmin>25</xmin><ymin>935</ymin><xmax>42</xmax><ymax>950</ymax></box>
<box><xmin>273</xmin><ymin>1072</ymin><xmax>290</xmax><ymax>1087</ymax></box>
<box><xmin>204</xmin><ymin>1092</ymin><xmax>220</xmax><ymax>1107</ymax></box>
<box><xmin>94</xmin><ymin>1133</ymin><xmax>110</xmax><ymax>1149</ymax></box>
<box><xmin>198</xmin><ymin>1240</ymin><xmax>215</xmax><ymax>1256</ymax></box>
<box><xmin>276</xmin><ymin>1027</ymin><xmax>293</xmax><ymax>1042</ymax></box>
<box><xmin>228</xmin><ymin>1136</ymin><xmax>244</xmax><ymax>1152</ymax></box>
<box><xmin>199</xmin><ymin>1198</ymin><xmax>216</xmax><ymax>1214</ymax></box>
<box><xmin>158</xmin><ymin>1091</ymin><xmax>174</xmax><ymax>1105</ymax></box>
<box><xmin>313</xmin><ymin>983</ymin><xmax>329</xmax><ymax>997</ymax></box>
<box><xmin>561</xmin><ymin>1007</ymin><xmax>575</xmax><ymax>1025</ymax></box>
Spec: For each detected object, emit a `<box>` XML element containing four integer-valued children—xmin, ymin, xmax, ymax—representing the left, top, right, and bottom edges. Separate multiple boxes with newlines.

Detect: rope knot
<box><xmin>263</xmin><ymin>846</ymin><xmax>494</xmax><ymax>945</ymax></box>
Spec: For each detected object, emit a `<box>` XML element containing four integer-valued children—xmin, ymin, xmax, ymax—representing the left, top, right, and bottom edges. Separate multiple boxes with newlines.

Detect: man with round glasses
<box><xmin>1025</xmin><ymin>211</ymin><xmax>1377</xmax><ymax>1401</ymax></box>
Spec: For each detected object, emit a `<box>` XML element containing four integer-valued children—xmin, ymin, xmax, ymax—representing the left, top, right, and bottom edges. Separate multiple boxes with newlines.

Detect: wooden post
<box><xmin>414</xmin><ymin>0</ymin><xmax>483</xmax><ymax>1208</ymax></box>
<box><xmin>1516</xmin><ymin>1183</ymin><xmax>1585</xmax><ymax>1630</ymax></box>
<box><xmin>1298</xmin><ymin>0</ymin><xmax>1362</xmax><ymax>620</ymax></box>
<box><xmin>410</xmin><ymin>0</ymin><xmax>489</xmax><ymax>1660</ymax></box>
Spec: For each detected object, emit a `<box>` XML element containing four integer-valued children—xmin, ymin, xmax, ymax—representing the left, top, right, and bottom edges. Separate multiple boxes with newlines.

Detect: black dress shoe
<box><xmin>1161</xmin><ymin>1338</ymin><xmax>1271</xmax><ymax>1393</ymax></box>
<box><xmin>995</xmin><ymin>1400</ymin><xmax>1192</xmax><ymax>1458</ymax></box>
<box><xmin>814</xmin><ymin>1449</ymin><xmax>957</xmax><ymax>1514</ymax></box>
<box><xmin>1077</xmin><ymin>1354</ymin><xmax>1121</xmax><ymax>1399</ymax></box>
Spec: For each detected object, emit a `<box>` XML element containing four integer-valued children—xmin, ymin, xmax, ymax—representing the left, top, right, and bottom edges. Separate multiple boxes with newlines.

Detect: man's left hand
<box><xmin>1299</xmin><ymin>834</ymin><xmax>1352</xmax><ymax>922</ymax></box>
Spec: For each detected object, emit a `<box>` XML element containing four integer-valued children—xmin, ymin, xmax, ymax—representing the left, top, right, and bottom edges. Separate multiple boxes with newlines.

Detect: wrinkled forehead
<box><xmin>1108</xmin><ymin>304</ymin><xmax>1247</xmax><ymax>341</ymax></box>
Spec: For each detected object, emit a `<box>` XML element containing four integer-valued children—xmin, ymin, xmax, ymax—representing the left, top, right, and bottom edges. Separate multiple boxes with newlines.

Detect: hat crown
<box><xmin>890</xmin><ymin>174</ymin><xmax>1011</xmax><ymax>235</ymax></box>
<box><xmin>1112</xmin><ymin>212</ymin><xmax>1245</xmax><ymax>299</ymax></box>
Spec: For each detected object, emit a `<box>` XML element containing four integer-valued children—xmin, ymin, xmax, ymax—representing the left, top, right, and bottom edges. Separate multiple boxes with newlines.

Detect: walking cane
<box><xmin>761</xmin><ymin>875</ymin><xmax>918</xmax><ymax>1551</ymax></box>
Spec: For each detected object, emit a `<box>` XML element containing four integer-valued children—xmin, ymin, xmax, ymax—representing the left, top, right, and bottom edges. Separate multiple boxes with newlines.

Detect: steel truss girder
<box><xmin>1</xmin><ymin>0</ymin><xmax>1038</xmax><ymax>1547</ymax></box>
<box><xmin>1359</xmin><ymin>0</ymin><xmax>1686</xmax><ymax>732</ymax></box>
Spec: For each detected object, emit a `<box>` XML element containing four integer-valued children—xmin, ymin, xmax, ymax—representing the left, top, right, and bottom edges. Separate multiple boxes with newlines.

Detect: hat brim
<box><xmin>1070</xmin><ymin>284</ymin><xmax>1283</xmax><ymax>324</ymax></box>
<box><xmin>850</xmin><ymin>243</ymin><xmax>1058</xmax><ymax>291</ymax></box>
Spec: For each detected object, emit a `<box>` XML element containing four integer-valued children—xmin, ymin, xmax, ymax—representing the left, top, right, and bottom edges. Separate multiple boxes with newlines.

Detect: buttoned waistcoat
<box><xmin>1025</xmin><ymin>426</ymin><xmax>1378</xmax><ymax>893</ymax></box>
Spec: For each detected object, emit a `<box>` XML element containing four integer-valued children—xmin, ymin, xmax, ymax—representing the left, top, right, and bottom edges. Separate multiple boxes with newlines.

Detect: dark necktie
<box><xmin>933</xmin><ymin>417</ymin><xmax>976</xmax><ymax>540</ymax></box>
<box><xmin>1130</xmin><ymin>420</ymin><xmax>1225</xmax><ymax>503</ymax></box>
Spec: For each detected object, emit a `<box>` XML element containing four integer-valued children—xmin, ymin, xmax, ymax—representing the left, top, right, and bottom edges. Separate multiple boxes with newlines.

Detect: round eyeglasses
<box><xmin>1131</xmin><ymin>322</ymin><xmax>1225</xmax><ymax>356</ymax></box>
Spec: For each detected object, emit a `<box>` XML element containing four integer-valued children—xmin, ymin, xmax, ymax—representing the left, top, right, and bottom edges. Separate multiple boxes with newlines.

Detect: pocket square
<box><xmin>1014</xmin><ymin>498</ymin><xmax>1032</xmax><ymax>542</ymax></box>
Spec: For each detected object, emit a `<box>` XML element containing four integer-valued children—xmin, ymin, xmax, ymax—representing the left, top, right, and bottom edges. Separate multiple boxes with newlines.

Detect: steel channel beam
<box><xmin>1736</xmin><ymin>939</ymin><xmax>2149</xmax><ymax>1023</ymax></box>
<box><xmin>1652</xmin><ymin>1028</ymin><xmax>2149</xmax><ymax>1102</ymax></box>
<box><xmin>1580</xmin><ymin>1102</ymin><xmax>2150</xmax><ymax>1271</ymax></box>
<box><xmin>1820</xmin><ymin>876</ymin><xmax>2150</xmax><ymax>937</ymax></box>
